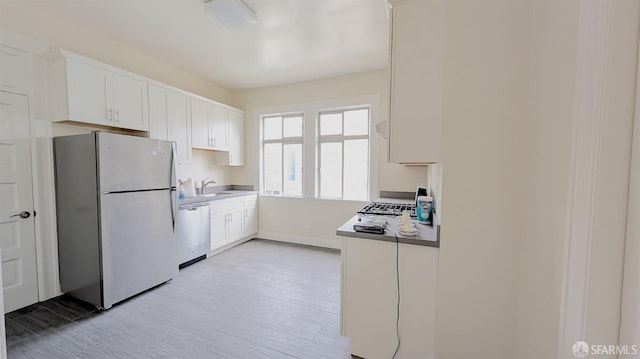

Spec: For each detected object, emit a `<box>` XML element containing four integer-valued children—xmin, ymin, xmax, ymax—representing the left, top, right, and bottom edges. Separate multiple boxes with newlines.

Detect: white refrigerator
<box><xmin>54</xmin><ymin>132</ymin><xmax>178</xmax><ymax>309</ymax></box>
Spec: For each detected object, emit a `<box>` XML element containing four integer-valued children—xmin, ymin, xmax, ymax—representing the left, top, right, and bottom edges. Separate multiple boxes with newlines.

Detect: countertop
<box><xmin>336</xmin><ymin>198</ymin><xmax>440</xmax><ymax>247</ymax></box>
<box><xmin>178</xmin><ymin>188</ymin><xmax>258</xmax><ymax>206</ymax></box>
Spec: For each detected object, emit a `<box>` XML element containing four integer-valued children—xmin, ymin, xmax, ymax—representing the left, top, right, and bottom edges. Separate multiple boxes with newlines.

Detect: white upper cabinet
<box><xmin>389</xmin><ymin>0</ymin><xmax>445</xmax><ymax>164</ymax></box>
<box><xmin>166</xmin><ymin>90</ymin><xmax>192</xmax><ymax>165</ymax></box>
<box><xmin>210</xmin><ymin>104</ymin><xmax>228</xmax><ymax>150</ymax></box>
<box><xmin>216</xmin><ymin>110</ymin><xmax>244</xmax><ymax>166</ymax></box>
<box><xmin>48</xmin><ymin>51</ymin><xmax>149</xmax><ymax>131</ymax></box>
<box><xmin>148</xmin><ymin>84</ymin><xmax>169</xmax><ymax>141</ymax></box>
<box><xmin>191</xmin><ymin>97</ymin><xmax>228</xmax><ymax>151</ymax></box>
<box><xmin>148</xmin><ymin>84</ymin><xmax>192</xmax><ymax>165</ymax></box>
<box><xmin>190</xmin><ymin>97</ymin><xmax>210</xmax><ymax>149</ymax></box>
<box><xmin>112</xmin><ymin>73</ymin><xmax>148</xmax><ymax>130</ymax></box>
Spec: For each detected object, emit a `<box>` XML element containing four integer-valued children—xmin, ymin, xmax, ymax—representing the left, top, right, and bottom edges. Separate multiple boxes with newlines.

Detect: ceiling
<box><xmin>24</xmin><ymin>0</ymin><xmax>390</xmax><ymax>90</ymax></box>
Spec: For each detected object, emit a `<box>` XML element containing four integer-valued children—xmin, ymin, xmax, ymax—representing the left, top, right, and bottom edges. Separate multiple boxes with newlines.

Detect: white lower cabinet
<box><xmin>243</xmin><ymin>194</ymin><xmax>258</xmax><ymax>235</ymax></box>
<box><xmin>210</xmin><ymin>212</ymin><xmax>228</xmax><ymax>250</ymax></box>
<box><xmin>341</xmin><ymin>237</ymin><xmax>438</xmax><ymax>359</ymax></box>
<box><xmin>210</xmin><ymin>194</ymin><xmax>258</xmax><ymax>251</ymax></box>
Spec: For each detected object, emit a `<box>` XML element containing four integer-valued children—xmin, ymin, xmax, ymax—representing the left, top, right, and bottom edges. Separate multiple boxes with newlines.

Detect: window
<box><xmin>318</xmin><ymin>108</ymin><xmax>370</xmax><ymax>200</ymax></box>
<box><xmin>262</xmin><ymin>114</ymin><xmax>304</xmax><ymax>196</ymax></box>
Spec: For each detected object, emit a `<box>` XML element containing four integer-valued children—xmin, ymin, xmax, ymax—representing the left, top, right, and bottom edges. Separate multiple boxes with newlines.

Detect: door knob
<box><xmin>10</xmin><ymin>211</ymin><xmax>31</xmax><ymax>219</ymax></box>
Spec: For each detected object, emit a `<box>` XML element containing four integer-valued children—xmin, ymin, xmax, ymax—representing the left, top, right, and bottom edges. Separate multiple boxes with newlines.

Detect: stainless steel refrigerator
<box><xmin>54</xmin><ymin>132</ymin><xmax>178</xmax><ymax>309</ymax></box>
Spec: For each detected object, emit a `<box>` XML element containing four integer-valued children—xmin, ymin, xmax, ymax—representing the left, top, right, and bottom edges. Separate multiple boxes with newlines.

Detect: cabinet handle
<box><xmin>115</xmin><ymin>109</ymin><xmax>120</xmax><ymax>123</ymax></box>
<box><xmin>229</xmin><ymin>154</ymin><xmax>233</xmax><ymax>163</ymax></box>
<box><xmin>213</xmin><ymin>138</ymin><xmax>216</xmax><ymax>147</ymax></box>
<box><xmin>107</xmin><ymin>108</ymin><xmax>113</xmax><ymax>121</ymax></box>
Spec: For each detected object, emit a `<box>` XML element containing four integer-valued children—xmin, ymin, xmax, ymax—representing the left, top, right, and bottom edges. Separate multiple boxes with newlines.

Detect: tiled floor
<box><xmin>5</xmin><ymin>239</ymin><xmax>351</xmax><ymax>358</ymax></box>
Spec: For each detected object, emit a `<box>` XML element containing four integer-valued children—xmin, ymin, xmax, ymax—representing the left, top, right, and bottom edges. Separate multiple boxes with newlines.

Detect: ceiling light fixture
<box><xmin>203</xmin><ymin>0</ymin><xmax>258</xmax><ymax>28</ymax></box>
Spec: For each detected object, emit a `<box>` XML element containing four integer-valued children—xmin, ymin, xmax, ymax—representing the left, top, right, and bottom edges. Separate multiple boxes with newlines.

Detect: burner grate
<box><xmin>357</xmin><ymin>202</ymin><xmax>416</xmax><ymax>217</ymax></box>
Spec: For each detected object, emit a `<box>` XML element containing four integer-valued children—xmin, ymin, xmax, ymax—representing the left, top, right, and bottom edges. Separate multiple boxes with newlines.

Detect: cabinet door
<box><xmin>190</xmin><ymin>97</ymin><xmax>211</xmax><ymax>150</ymax></box>
<box><xmin>244</xmin><ymin>208</ymin><xmax>258</xmax><ymax>236</ymax></box>
<box><xmin>343</xmin><ymin>237</ymin><xmax>439</xmax><ymax>358</ymax></box>
<box><xmin>210</xmin><ymin>213</ymin><xmax>227</xmax><ymax>250</ymax></box>
<box><xmin>389</xmin><ymin>0</ymin><xmax>444</xmax><ymax>164</ymax></box>
<box><xmin>0</xmin><ymin>44</ymin><xmax>29</xmax><ymax>95</ymax></box>
<box><xmin>148</xmin><ymin>85</ymin><xmax>168</xmax><ymax>140</ymax></box>
<box><xmin>228</xmin><ymin>210</ymin><xmax>244</xmax><ymax>242</ymax></box>
<box><xmin>227</xmin><ymin>111</ymin><xmax>244</xmax><ymax>166</ymax></box>
<box><xmin>66</xmin><ymin>60</ymin><xmax>113</xmax><ymax>127</ymax></box>
<box><xmin>112</xmin><ymin>73</ymin><xmax>148</xmax><ymax>131</ymax></box>
<box><xmin>166</xmin><ymin>91</ymin><xmax>191</xmax><ymax>165</ymax></box>
<box><xmin>210</xmin><ymin>104</ymin><xmax>228</xmax><ymax>150</ymax></box>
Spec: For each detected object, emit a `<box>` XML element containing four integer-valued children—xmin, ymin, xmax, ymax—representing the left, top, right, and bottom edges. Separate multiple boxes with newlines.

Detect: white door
<box><xmin>148</xmin><ymin>84</ymin><xmax>168</xmax><ymax>141</ymax></box>
<box><xmin>210</xmin><ymin>104</ymin><xmax>228</xmax><ymax>150</ymax></box>
<box><xmin>112</xmin><ymin>73</ymin><xmax>148</xmax><ymax>131</ymax></box>
<box><xmin>228</xmin><ymin>210</ymin><xmax>244</xmax><ymax>242</ymax></box>
<box><xmin>0</xmin><ymin>91</ymin><xmax>38</xmax><ymax>313</ymax></box>
<box><xmin>66</xmin><ymin>60</ymin><xmax>112</xmax><ymax>127</ymax></box>
<box><xmin>244</xmin><ymin>208</ymin><xmax>258</xmax><ymax>236</ymax></box>
<box><xmin>211</xmin><ymin>213</ymin><xmax>227</xmax><ymax>250</ymax></box>
<box><xmin>166</xmin><ymin>90</ymin><xmax>191</xmax><ymax>165</ymax></box>
<box><xmin>190</xmin><ymin>97</ymin><xmax>211</xmax><ymax>150</ymax></box>
<box><xmin>227</xmin><ymin>111</ymin><xmax>244</xmax><ymax>166</ymax></box>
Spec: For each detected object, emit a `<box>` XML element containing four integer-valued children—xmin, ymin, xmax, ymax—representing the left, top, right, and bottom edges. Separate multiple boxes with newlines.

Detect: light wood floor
<box><xmin>5</xmin><ymin>239</ymin><xmax>351</xmax><ymax>358</ymax></box>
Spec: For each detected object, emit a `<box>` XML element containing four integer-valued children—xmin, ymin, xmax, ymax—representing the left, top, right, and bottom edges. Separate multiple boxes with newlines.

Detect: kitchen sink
<box><xmin>197</xmin><ymin>193</ymin><xmax>220</xmax><ymax>197</ymax></box>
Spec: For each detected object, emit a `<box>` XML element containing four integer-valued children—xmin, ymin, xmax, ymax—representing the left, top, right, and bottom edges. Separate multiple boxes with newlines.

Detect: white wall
<box><xmin>620</xmin><ymin>42</ymin><xmax>640</xmax><ymax>353</ymax></box>
<box><xmin>580</xmin><ymin>0</ymin><xmax>639</xmax><ymax>349</ymax></box>
<box><xmin>435</xmin><ymin>1</ymin><xmax>531</xmax><ymax>358</ymax></box>
<box><xmin>434</xmin><ymin>1</ymin><xmax>640</xmax><ymax>357</ymax></box>
<box><xmin>231</xmin><ymin>70</ymin><xmax>428</xmax><ymax>247</ymax></box>
<box><xmin>515</xmin><ymin>1</ymin><xmax>579</xmax><ymax>357</ymax></box>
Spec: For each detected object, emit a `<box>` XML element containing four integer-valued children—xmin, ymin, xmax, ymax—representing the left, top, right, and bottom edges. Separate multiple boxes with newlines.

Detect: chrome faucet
<box><xmin>199</xmin><ymin>177</ymin><xmax>216</xmax><ymax>194</ymax></box>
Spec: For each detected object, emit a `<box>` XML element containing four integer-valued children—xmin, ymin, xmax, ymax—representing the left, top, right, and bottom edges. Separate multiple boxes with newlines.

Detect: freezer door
<box><xmin>97</xmin><ymin>132</ymin><xmax>175</xmax><ymax>192</ymax></box>
<box><xmin>99</xmin><ymin>189</ymin><xmax>178</xmax><ymax>308</ymax></box>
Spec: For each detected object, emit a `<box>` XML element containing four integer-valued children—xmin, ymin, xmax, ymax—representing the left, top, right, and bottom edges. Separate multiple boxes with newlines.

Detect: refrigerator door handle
<box><xmin>170</xmin><ymin>189</ymin><xmax>176</xmax><ymax>232</ymax></box>
<box><xmin>170</xmin><ymin>142</ymin><xmax>177</xmax><ymax>232</ymax></box>
<box><xmin>170</xmin><ymin>142</ymin><xmax>177</xmax><ymax>187</ymax></box>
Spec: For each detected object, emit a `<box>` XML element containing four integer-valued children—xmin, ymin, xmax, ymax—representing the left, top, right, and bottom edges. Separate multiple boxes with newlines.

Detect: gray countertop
<box><xmin>336</xmin><ymin>197</ymin><xmax>440</xmax><ymax>247</ymax></box>
<box><xmin>178</xmin><ymin>188</ymin><xmax>258</xmax><ymax>206</ymax></box>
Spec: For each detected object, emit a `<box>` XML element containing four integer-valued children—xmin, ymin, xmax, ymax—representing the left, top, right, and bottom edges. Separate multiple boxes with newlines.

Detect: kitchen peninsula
<box><xmin>337</xmin><ymin>197</ymin><xmax>440</xmax><ymax>359</ymax></box>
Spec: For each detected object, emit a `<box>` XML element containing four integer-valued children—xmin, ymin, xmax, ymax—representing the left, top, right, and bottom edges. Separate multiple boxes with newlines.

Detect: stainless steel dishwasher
<box><xmin>176</xmin><ymin>201</ymin><xmax>210</xmax><ymax>269</ymax></box>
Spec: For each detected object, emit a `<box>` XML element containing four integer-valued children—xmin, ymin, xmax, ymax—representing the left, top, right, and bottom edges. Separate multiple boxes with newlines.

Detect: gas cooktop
<box><xmin>357</xmin><ymin>201</ymin><xmax>416</xmax><ymax>217</ymax></box>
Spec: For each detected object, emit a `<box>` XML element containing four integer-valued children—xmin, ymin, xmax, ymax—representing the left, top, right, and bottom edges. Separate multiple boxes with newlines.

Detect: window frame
<box><xmin>316</xmin><ymin>107</ymin><xmax>371</xmax><ymax>200</ymax></box>
<box><xmin>261</xmin><ymin>113</ymin><xmax>305</xmax><ymax>197</ymax></box>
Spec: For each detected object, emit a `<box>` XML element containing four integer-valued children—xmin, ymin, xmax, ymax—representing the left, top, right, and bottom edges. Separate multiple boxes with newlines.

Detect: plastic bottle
<box><xmin>178</xmin><ymin>181</ymin><xmax>185</xmax><ymax>200</ymax></box>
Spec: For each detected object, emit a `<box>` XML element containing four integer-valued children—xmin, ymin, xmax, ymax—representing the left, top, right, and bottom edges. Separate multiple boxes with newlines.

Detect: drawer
<box><xmin>211</xmin><ymin>197</ymin><xmax>243</xmax><ymax>215</ymax></box>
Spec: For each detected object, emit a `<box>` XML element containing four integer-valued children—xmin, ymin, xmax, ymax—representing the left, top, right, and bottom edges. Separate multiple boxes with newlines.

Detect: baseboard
<box><xmin>208</xmin><ymin>235</ymin><xmax>254</xmax><ymax>257</ymax></box>
<box><xmin>257</xmin><ymin>231</ymin><xmax>341</xmax><ymax>250</ymax></box>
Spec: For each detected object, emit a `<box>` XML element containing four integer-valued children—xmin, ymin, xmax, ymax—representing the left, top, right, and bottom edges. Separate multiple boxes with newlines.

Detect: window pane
<box><xmin>343</xmin><ymin>139</ymin><xmax>369</xmax><ymax>201</ymax></box>
<box><xmin>283</xmin><ymin>116</ymin><xmax>303</xmax><ymax>138</ymax></box>
<box><xmin>283</xmin><ymin>144</ymin><xmax>303</xmax><ymax>196</ymax></box>
<box><xmin>264</xmin><ymin>116</ymin><xmax>282</xmax><ymax>140</ymax></box>
<box><xmin>320</xmin><ymin>142</ymin><xmax>343</xmax><ymax>198</ymax></box>
<box><xmin>264</xmin><ymin>143</ymin><xmax>282</xmax><ymax>195</ymax></box>
<box><xmin>343</xmin><ymin>109</ymin><xmax>369</xmax><ymax>136</ymax></box>
<box><xmin>320</xmin><ymin>113</ymin><xmax>342</xmax><ymax>136</ymax></box>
